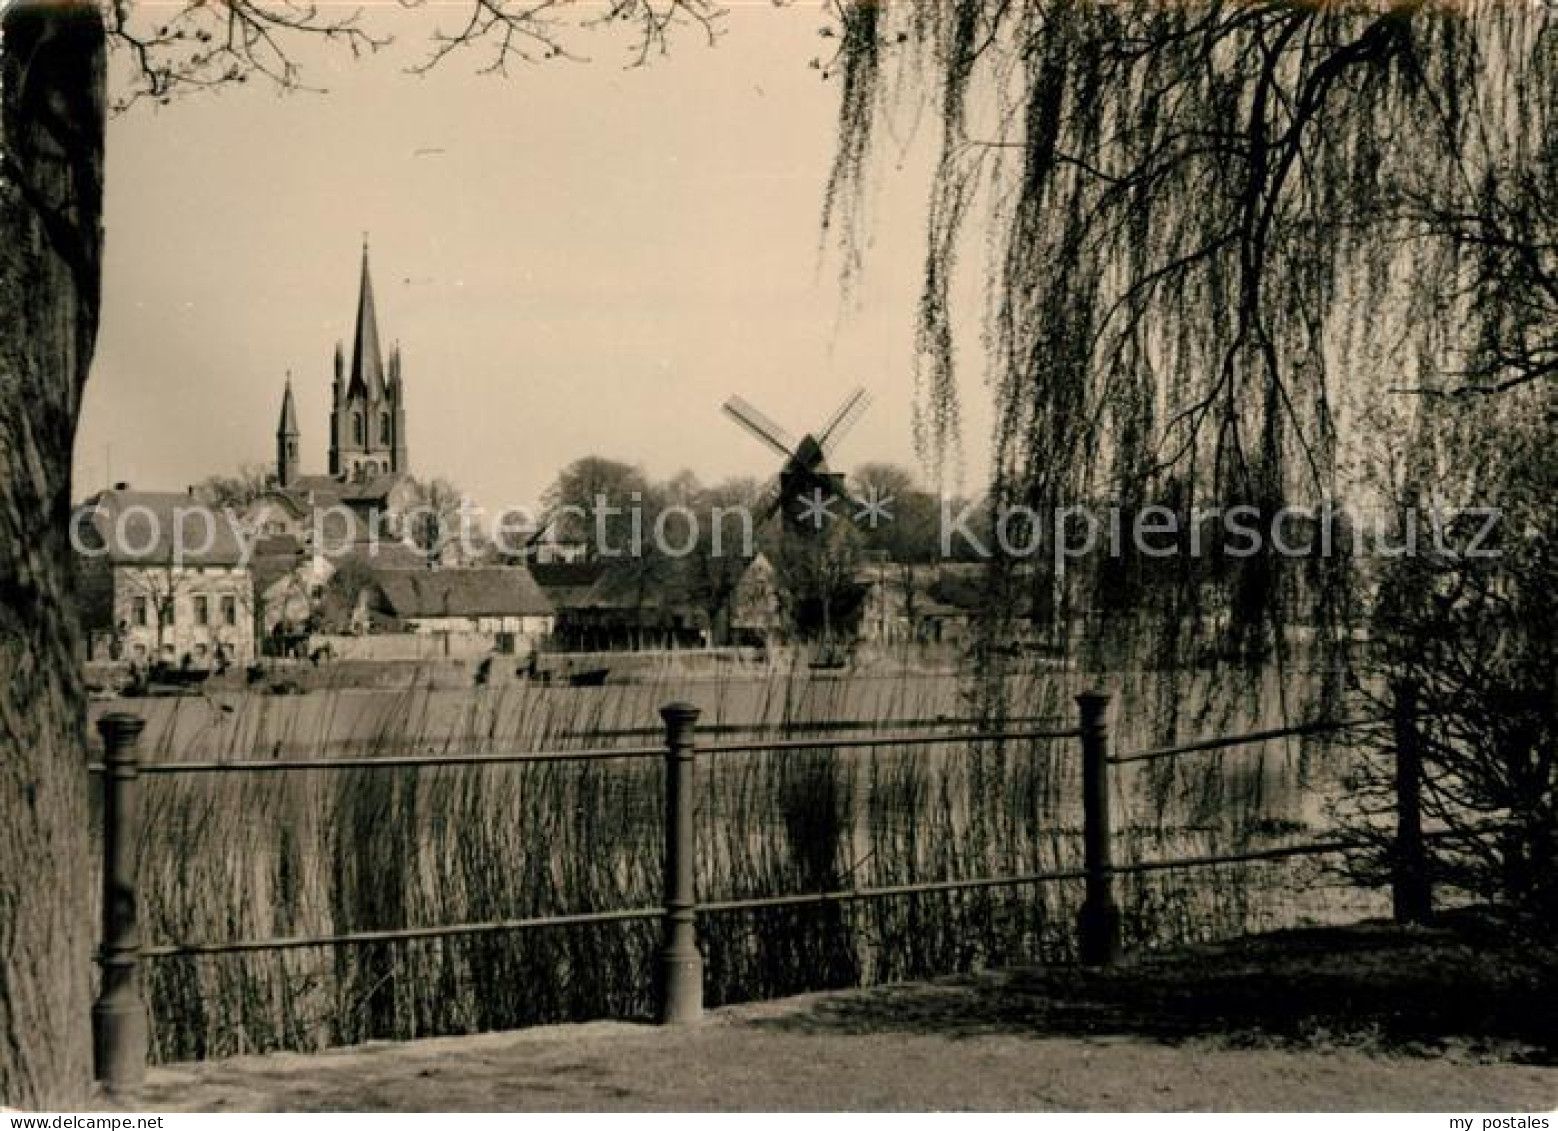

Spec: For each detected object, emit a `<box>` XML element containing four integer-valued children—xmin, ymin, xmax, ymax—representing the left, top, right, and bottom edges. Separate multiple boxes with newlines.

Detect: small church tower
<box><xmin>388</xmin><ymin>342</ymin><xmax>409</xmax><ymax>475</ymax></box>
<box><xmin>329</xmin><ymin>239</ymin><xmax>407</xmax><ymax>482</ymax></box>
<box><xmin>276</xmin><ymin>373</ymin><xmax>300</xmax><ymax>488</ymax></box>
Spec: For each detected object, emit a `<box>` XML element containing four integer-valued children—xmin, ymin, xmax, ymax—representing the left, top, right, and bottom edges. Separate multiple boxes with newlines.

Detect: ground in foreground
<box><xmin>141</xmin><ymin>912</ymin><xmax>1556</xmax><ymax>1112</ymax></box>
<box><xmin>136</xmin><ymin>1002</ymin><xmax>1556</xmax><ymax>1112</ymax></box>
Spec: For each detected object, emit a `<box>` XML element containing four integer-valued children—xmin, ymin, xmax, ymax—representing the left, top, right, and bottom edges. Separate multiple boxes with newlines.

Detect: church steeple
<box><xmin>276</xmin><ymin>373</ymin><xmax>300</xmax><ymax>488</ymax></box>
<box><xmin>348</xmin><ymin>237</ymin><xmax>385</xmax><ymax>400</ymax></box>
<box><xmin>329</xmin><ymin>239</ymin><xmax>407</xmax><ymax>483</ymax></box>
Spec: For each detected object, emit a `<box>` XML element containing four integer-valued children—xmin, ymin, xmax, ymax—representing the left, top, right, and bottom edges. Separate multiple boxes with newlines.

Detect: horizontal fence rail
<box><xmin>559</xmin><ymin>712</ymin><xmax>1068</xmax><ymax>740</ymax></box>
<box><xmin>157</xmin><ymin>730</ymin><xmax>1077</xmax><ymax>774</ymax></box>
<box><xmin>698</xmin><ymin>726</ymin><xmax>1079</xmax><ymax>756</ymax></box>
<box><xmin>137</xmin><ymin>907</ymin><xmax>665</xmax><ymax>959</ymax></box>
<box><xmin>1110</xmin><ymin>715</ymin><xmax>1389</xmax><ymax>766</ymax></box>
<box><xmin>86</xmin><ymin>742</ymin><xmax>667</xmax><ymax>775</ymax></box>
<box><xmin>86</xmin><ymin>688</ymin><xmax>1439</xmax><ymax>1100</ymax></box>
<box><xmin>88</xmin><ymin>726</ymin><xmax>1077</xmax><ymax>776</ymax></box>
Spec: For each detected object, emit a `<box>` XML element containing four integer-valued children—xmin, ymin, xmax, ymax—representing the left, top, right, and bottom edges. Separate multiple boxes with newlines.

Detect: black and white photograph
<box><xmin>0</xmin><ymin>0</ymin><xmax>1554</xmax><ymax>1116</ymax></box>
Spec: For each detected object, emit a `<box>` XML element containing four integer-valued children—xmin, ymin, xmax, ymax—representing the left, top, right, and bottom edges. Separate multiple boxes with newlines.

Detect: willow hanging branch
<box><xmin>822</xmin><ymin>0</ymin><xmax>1554</xmax><ymax>668</ymax></box>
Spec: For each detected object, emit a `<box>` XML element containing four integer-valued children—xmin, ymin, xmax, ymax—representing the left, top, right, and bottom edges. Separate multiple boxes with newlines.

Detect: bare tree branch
<box><xmin>405</xmin><ymin>0</ymin><xmax>724</xmax><ymax>76</ymax></box>
<box><xmin>103</xmin><ymin>0</ymin><xmax>727</xmax><ymax>106</ymax></box>
<box><xmin>105</xmin><ymin>1</ymin><xmax>386</xmax><ymax>109</ymax></box>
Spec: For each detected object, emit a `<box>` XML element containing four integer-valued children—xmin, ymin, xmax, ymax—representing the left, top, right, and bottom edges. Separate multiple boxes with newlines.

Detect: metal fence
<box><xmin>87</xmin><ymin>690</ymin><xmax>1430</xmax><ymax>1098</ymax></box>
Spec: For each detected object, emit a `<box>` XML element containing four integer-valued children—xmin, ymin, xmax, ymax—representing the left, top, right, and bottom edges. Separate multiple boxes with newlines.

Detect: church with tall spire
<box><xmin>275</xmin><ymin>239</ymin><xmax>410</xmax><ymax>489</ymax></box>
<box><xmin>330</xmin><ymin>239</ymin><xmax>408</xmax><ymax>482</ymax></box>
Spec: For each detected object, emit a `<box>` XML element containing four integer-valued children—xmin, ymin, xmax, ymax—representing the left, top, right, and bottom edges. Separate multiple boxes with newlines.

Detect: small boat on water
<box><xmin>122</xmin><ymin>662</ymin><xmax>213</xmax><ymax>697</ymax></box>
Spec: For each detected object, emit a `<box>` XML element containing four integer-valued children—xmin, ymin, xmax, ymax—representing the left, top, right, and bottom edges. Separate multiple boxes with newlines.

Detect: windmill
<box><xmin>721</xmin><ymin>387</ymin><xmax>873</xmax><ymax>534</ymax></box>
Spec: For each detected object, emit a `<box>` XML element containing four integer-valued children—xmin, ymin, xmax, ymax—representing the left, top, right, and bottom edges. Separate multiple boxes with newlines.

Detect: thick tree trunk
<box><xmin>0</xmin><ymin>1</ymin><xmax>106</xmax><ymax>1109</ymax></box>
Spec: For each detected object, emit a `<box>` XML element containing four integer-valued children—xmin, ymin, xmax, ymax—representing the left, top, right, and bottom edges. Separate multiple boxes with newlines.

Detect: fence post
<box><xmin>1391</xmin><ymin>680</ymin><xmax>1432</xmax><ymax>925</ymax></box>
<box><xmin>1076</xmin><ymin>690</ymin><xmax>1121</xmax><ymax>966</ymax></box>
<box><xmin>659</xmin><ymin>702</ymin><xmax>703</xmax><ymax>1023</ymax></box>
<box><xmin>94</xmin><ymin>712</ymin><xmax>148</xmax><ymax>1099</ymax></box>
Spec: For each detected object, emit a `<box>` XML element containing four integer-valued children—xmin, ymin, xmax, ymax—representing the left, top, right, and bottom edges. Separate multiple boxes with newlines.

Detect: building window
<box><xmin>353</xmin><ymin>412</ymin><xmax>364</xmax><ymax>445</ymax></box>
<box><xmin>380</xmin><ymin>412</ymin><xmax>391</xmax><ymax>445</ymax></box>
<box><xmin>131</xmin><ymin>597</ymin><xmax>148</xmax><ymax>627</ymax></box>
<box><xmin>194</xmin><ymin>595</ymin><xmax>209</xmax><ymax>626</ymax></box>
<box><xmin>221</xmin><ymin>595</ymin><xmax>237</xmax><ymax>626</ymax></box>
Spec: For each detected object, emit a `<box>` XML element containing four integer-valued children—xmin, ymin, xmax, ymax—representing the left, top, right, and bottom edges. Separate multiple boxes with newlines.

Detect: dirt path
<box><xmin>141</xmin><ymin>978</ymin><xmax>1556</xmax><ymax>1112</ymax></box>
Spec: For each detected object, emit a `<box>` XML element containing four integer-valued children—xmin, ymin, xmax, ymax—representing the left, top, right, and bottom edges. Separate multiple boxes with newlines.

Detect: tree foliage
<box><xmin>823</xmin><ymin>0</ymin><xmax>1555</xmax><ymax>666</ymax></box>
<box><xmin>192</xmin><ymin>461</ymin><xmax>271</xmax><ymax>510</ymax></box>
<box><xmin>405</xmin><ymin>474</ymin><xmax>466</xmax><ymax>557</ymax></box>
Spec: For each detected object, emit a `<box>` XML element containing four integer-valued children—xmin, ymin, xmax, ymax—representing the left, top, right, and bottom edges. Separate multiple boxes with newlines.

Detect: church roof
<box><xmin>278</xmin><ymin>472</ymin><xmax>407</xmax><ymax>508</ymax></box>
<box><xmin>347</xmin><ymin>241</ymin><xmax>385</xmax><ymax>401</ymax></box>
<box><xmin>342</xmin><ymin>473</ymin><xmax>407</xmax><ymax>503</ymax></box>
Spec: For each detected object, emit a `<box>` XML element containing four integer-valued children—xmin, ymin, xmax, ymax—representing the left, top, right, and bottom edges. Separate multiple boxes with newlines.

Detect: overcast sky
<box><xmin>73</xmin><ymin>3</ymin><xmax>992</xmax><ymax>512</ymax></box>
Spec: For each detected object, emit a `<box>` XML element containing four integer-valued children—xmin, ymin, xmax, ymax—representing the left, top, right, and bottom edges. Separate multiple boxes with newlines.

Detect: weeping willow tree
<box><xmin>822</xmin><ymin>0</ymin><xmax>1555</xmax><ymax>680</ymax></box>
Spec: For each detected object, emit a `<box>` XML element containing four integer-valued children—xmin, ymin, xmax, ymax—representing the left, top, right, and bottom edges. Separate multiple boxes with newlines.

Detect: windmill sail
<box><xmin>752</xmin><ymin>476</ymin><xmax>785</xmax><ymax>527</ymax></box>
<box><xmin>722</xmin><ymin>396</ymin><xmax>799</xmax><ymax>461</ymax></box>
<box><xmin>816</xmin><ymin>387</ymin><xmax>871</xmax><ymax>455</ymax></box>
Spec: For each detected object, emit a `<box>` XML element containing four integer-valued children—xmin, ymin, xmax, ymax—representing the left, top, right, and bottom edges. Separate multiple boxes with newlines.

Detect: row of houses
<box><xmin>75</xmin><ymin>485</ymin><xmax>992</xmax><ymax>672</ymax></box>
<box><xmin>72</xmin><ymin>487</ymin><xmax>784</xmax><ymax>669</ymax></box>
<box><xmin>75</xmin><ymin>487</ymin><xmax>567</xmax><ymax>667</ymax></box>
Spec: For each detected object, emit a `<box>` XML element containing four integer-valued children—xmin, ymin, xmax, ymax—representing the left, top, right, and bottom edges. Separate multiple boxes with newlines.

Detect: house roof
<box><xmin>527</xmin><ymin>561</ymin><xmax>689</xmax><ymax>612</ymax></box>
<box><xmin>253</xmin><ymin>533</ymin><xmax>436</xmax><ymax>593</ymax></box>
<box><xmin>374</xmin><ymin>567</ymin><xmax>553</xmax><ymax>619</ymax></box>
<box><xmin>253</xmin><ymin>534</ymin><xmax>302</xmax><ymax>558</ymax></box>
<box><xmin>77</xmin><ymin>490</ymin><xmax>247</xmax><ymax>566</ymax></box>
<box><xmin>331</xmin><ymin>539</ymin><xmax>430</xmax><ymax>571</ymax></box>
<box><xmin>528</xmin><ymin>561</ymin><xmax>609</xmax><ymax>609</ymax></box>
